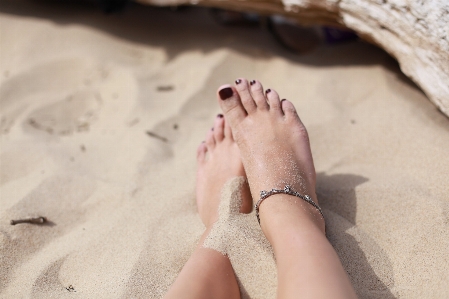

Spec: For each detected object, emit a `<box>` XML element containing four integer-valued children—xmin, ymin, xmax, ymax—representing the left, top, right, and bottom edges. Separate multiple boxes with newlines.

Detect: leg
<box><xmin>218</xmin><ymin>79</ymin><xmax>357</xmax><ymax>299</ymax></box>
<box><xmin>165</xmin><ymin>115</ymin><xmax>251</xmax><ymax>299</ymax></box>
<box><xmin>164</xmin><ymin>228</ymin><xmax>240</xmax><ymax>299</ymax></box>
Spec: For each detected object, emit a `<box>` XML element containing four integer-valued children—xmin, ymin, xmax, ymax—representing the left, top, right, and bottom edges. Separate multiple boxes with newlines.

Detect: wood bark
<box><xmin>137</xmin><ymin>0</ymin><xmax>449</xmax><ymax>117</ymax></box>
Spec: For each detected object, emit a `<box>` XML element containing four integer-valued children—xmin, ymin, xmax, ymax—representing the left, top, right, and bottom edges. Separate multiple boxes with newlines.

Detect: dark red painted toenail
<box><xmin>217</xmin><ymin>114</ymin><xmax>223</xmax><ymax>118</ymax></box>
<box><xmin>235</xmin><ymin>79</ymin><xmax>242</xmax><ymax>84</ymax></box>
<box><xmin>218</xmin><ymin>87</ymin><xmax>233</xmax><ymax>100</ymax></box>
<box><xmin>281</xmin><ymin>98</ymin><xmax>286</xmax><ymax>102</ymax></box>
<box><xmin>250</xmin><ymin>80</ymin><xmax>256</xmax><ymax>85</ymax></box>
<box><xmin>266</xmin><ymin>89</ymin><xmax>271</xmax><ymax>94</ymax></box>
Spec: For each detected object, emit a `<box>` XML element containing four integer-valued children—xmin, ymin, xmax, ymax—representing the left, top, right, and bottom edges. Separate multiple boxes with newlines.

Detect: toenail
<box><xmin>266</xmin><ymin>89</ymin><xmax>271</xmax><ymax>94</ymax></box>
<box><xmin>218</xmin><ymin>87</ymin><xmax>233</xmax><ymax>100</ymax></box>
<box><xmin>217</xmin><ymin>114</ymin><xmax>223</xmax><ymax>118</ymax></box>
<box><xmin>250</xmin><ymin>80</ymin><xmax>256</xmax><ymax>85</ymax></box>
<box><xmin>211</xmin><ymin>127</ymin><xmax>214</xmax><ymax>131</ymax></box>
<box><xmin>235</xmin><ymin>79</ymin><xmax>242</xmax><ymax>84</ymax></box>
<box><xmin>281</xmin><ymin>98</ymin><xmax>286</xmax><ymax>102</ymax></box>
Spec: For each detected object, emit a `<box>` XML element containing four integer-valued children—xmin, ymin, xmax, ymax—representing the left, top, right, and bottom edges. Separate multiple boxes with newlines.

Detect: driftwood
<box><xmin>137</xmin><ymin>0</ymin><xmax>449</xmax><ymax>117</ymax></box>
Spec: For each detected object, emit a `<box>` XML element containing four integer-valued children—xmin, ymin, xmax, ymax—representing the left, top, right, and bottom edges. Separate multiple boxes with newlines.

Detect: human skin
<box><xmin>164</xmin><ymin>114</ymin><xmax>250</xmax><ymax>299</ymax></box>
<box><xmin>217</xmin><ymin>78</ymin><xmax>357</xmax><ymax>299</ymax></box>
<box><xmin>166</xmin><ymin>78</ymin><xmax>357</xmax><ymax>299</ymax></box>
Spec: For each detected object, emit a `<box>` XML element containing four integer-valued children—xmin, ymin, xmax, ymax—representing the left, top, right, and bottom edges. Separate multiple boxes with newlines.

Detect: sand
<box><xmin>1</xmin><ymin>1</ymin><xmax>449</xmax><ymax>298</ymax></box>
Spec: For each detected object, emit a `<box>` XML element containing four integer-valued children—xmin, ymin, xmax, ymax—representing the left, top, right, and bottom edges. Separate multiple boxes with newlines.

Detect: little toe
<box><xmin>281</xmin><ymin>99</ymin><xmax>299</xmax><ymax>119</ymax></box>
<box><xmin>217</xmin><ymin>85</ymin><xmax>247</xmax><ymax>128</ymax></box>
<box><xmin>235</xmin><ymin>78</ymin><xmax>257</xmax><ymax>114</ymax></box>
<box><xmin>265</xmin><ymin>88</ymin><xmax>282</xmax><ymax>114</ymax></box>
<box><xmin>214</xmin><ymin>114</ymin><xmax>225</xmax><ymax>142</ymax></box>
<box><xmin>205</xmin><ymin>128</ymin><xmax>216</xmax><ymax>150</ymax></box>
<box><xmin>197</xmin><ymin>142</ymin><xmax>207</xmax><ymax>163</ymax></box>
<box><xmin>249</xmin><ymin>80</ymin><xmax>269</xmax><ymax>110</ymax></box>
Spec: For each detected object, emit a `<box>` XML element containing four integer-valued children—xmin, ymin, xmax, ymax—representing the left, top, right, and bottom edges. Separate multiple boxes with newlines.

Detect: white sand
<box><xmin>1</xmin><ymin>2</ymin><xmax>449</xmax><ymax>298</ymax></box>
<box><xmin>203</xmin><ymin>177</ymin><xmax>277</xmax><ymax>299</ymax></box>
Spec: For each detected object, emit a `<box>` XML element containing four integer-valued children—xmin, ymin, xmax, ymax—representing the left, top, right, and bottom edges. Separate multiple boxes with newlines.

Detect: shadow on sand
<box><xmin>1</xmin><ymin>0</ymin><xmax>420</xmax><ymax>82</ymax></box>
<box><xmin>317</xmin><ymin>173</ymin><xmax>396</xmax><ymax>298</ymax></box>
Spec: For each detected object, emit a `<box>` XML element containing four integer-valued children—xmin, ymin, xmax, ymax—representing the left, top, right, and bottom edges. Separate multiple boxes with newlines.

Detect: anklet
<box><xmin>255</xmin><ymin>185</ymin><xmax>324</xmax><ymax>224</ymax></box>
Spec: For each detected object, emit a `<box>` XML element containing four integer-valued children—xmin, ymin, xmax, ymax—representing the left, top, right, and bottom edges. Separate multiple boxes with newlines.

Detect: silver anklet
<box><xmin>255</xmin><ymin>185</ymin><xmax>324</xmax><ymax>224</ymax></box>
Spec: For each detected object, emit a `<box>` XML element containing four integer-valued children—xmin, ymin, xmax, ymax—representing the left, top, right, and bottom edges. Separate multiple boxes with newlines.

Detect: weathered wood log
<box><xmin>137</xmin><ymin>0</ymin><xmax>449</xmax><ymax>117</ymax></box>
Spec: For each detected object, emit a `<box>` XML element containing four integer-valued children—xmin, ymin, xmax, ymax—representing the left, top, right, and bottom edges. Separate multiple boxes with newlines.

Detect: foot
<box><xmin>216</xmin><ymin>78</ymin><xmax>325</xmax><ymax>233</ymax></box>
<box><xmin>216</xmin><ymin>79</ymin><xmax>357</xmax><ymax>299</ymax></box>
<box><xmin>196</xmin><ymin>114</ymin><xmax>252</xmax><ymax>228</ymax></box>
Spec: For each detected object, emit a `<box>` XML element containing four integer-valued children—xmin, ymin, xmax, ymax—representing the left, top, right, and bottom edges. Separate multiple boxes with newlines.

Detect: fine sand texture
<box><xmin>1</xmin><ymin>2</ymin><xmax>449</xmax><ymax>298</ymax></box>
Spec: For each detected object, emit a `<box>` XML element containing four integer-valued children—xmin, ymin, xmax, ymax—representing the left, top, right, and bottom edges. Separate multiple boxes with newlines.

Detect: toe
<box><xmin>224</xmin><ymin>117</ymin><xmax>234</xmax><ymax>141</ymax></box>
<box><xmin>235</xmin><ymin>78</ymin><xmax>257</xmax><ymax>114</ymax></box>
<box><xmin>281</xmin><ymin>99</ymin><xmax>299</xmax><ymax>119</ymax></box>
<box><xmin>205</xmin><ymin>128</ymin><xmax>216</xmax><ymax>150</ymax></box>
<box><xmin>197</xmin><ymin>142</ymin><xmax>207</xmax><ymax>163</ymax></box>
<box><xmin>265</xmin><ymin>88</ymin><xmax>282</xmax><ymax>114</ymax></box>
<box><xmin>249</xmin><ymin>80</ymin><xmax>269</xmax><ymax>110</ymax></box>
<box><xmin>217</xmin><ymin>85</ymin><xmax>247</xmax><ymax>128</ymax></box>
<box><xmin>214</xmin><ymin>114</ymin><xmax>225</xmax><ymax>142</ymax></box>
<box><xmin>281</xmin><ymin>99</ymin><xmax>297</xmax><ymax>116</ymax></box>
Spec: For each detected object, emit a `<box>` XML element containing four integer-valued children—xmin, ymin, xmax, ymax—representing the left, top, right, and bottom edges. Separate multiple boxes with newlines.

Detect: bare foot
<box><xmin>216</xmin><ymin>79</ymin><xmax>357</xmax><ymax>299</ymax></box>
<box><xmin>216</xmin><ymin>78</ymin><xmax>325</xmax><ymax>232</ymax></box>
<box><xmin>166</xmin><ymin>116</ymin><xmax>249</xmax><ymax>299</ymax></box>
<box><xmin>196</xmin><ymin>114</ymin><xmax>252</xmax><ymax>228</ymax></box>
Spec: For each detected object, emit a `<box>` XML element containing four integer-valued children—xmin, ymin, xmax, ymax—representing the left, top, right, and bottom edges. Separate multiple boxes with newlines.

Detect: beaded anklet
<box><xmin>255</xmin><ymin>185</ymin><xmax>324</xmax><ymax>224</ymax></box>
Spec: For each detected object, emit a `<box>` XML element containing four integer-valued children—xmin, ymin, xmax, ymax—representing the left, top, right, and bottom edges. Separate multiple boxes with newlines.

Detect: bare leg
<box><xmin>217</xmin><ymin>79</ymin><xmax>357</xmax><ymax>299</ymax></box>
<box><xmin>165</xmin><ymin>114</ymin><xmax>251</xmax><ymax>299</ymax></box>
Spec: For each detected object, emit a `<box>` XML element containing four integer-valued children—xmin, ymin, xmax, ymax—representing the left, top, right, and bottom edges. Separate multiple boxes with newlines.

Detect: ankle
<box><xmin>258</xmin><ymin>194</ymin><xmax>325</xmax><ymax>244</ymax></box>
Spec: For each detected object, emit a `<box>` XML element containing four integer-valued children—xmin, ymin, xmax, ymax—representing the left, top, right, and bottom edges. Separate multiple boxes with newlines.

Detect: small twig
<box><xmin>146</xmin><ymin>131</ymin><xmax>168</xmax><ymax>143</ymax></box>
<box><xmin>10</xmin><ymin>217</ymin><xmax>47</xmax><ymax>225</ymax></box>
<box><xmin>156</xmin><ymin>85</ymin><xmax>174</xmax><ymax>92</ymax></box>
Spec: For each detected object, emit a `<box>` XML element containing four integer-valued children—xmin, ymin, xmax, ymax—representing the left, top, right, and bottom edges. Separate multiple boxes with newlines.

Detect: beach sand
<box><xmin>1</xmin><ymin>1</ymin><xmax>449</xmax><ymax>298</ymax></box>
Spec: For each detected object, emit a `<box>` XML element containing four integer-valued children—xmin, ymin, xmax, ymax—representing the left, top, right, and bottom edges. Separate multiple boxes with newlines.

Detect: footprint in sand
<box><xmin>0</xmin><ymin>58</ymin><xmax>108</xmax><ymax>135</ymax></box>
<box><xmin>25</xmin><ymin>89</ymin><xmax>102</xmax><ymax>136</ymax></box>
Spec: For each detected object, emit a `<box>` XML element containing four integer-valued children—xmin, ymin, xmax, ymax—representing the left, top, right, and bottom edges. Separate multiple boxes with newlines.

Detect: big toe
<box><xmin>217</xmin><ymin>85</ymin><xmax>247</xmax><ymax>128</ymax></box>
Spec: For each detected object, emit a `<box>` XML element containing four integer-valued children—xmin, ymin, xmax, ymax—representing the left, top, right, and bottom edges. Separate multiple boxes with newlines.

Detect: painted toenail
<box><xmin>211</xmin><ymin>127</ymin><xmax>214</xmax><ymax>131</ymax></box>
<box><xmin>218</xmin><ymin>87</ymin><xmax>233</xmax><ymax>100</ymax></box>
<box><xmin>217</xmin><ymin>114</ymin><xmax>223</xmax><ymax>118</ymax></box>
<box><xmin>266</xmin><ymin>89</ymin><xmax>271</xmax><ymax>94</ymax></box>
<box><xmin>250</xmin><ymin>80</ymin><xmax>256</xmax><ymax>85</ymax></box>
<box><xmin>235</xmin><ymin>79</ymin><xmax>242</xmax><ymax>84</ymax></box>
<box><xmin>281</xmin><ymin>98</ymin><xmax>286</xmax><ymax>102</ymax></box>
